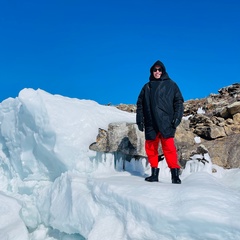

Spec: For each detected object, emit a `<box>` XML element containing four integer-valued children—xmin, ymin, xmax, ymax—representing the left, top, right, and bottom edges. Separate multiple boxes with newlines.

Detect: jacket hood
<box><xmin>149</xmin><ymin>60</ymin><xmax>170</xmax><ymax>81</ymax></box>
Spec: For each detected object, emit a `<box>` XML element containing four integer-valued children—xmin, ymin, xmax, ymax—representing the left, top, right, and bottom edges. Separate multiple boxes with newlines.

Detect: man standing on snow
<box><xmin>136</xmin><ymin>60</ymin><xmax>184</xmax><ymax>184</ymax></box>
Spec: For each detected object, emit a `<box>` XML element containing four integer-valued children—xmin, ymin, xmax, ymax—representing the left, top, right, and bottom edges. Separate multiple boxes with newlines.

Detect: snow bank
<box><xmin>0</xmin><ymin>88</ymin><xmax>239</xmax><ymax>240</ymax></box>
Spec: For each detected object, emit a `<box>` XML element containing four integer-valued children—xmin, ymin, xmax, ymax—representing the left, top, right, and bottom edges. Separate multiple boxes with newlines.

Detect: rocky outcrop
<box><xmin>201</xmin><ymin>134</ymin><xmax>240</xmax><ymax>168</ymax></box>
<box><xmin>90</xmin><ymin>122</ymin><xmax>146</xmax><ymax>157</ymax></box>
<box><xmin>184</xmin><ymin>83</ymin><xmax>240</xmax><ymax>116</ymax></box>
<box><xmin>90</xmin><ymin>83</ymin><xmax>240</xmax><ymax>169</ymax></box>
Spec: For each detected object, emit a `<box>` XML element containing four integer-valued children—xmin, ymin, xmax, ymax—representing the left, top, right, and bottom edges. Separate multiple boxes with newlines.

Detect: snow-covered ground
<box><xmin>0</xmin><ymin>88</ymin><xmax>239</xmax><ymax>240</ymax></box>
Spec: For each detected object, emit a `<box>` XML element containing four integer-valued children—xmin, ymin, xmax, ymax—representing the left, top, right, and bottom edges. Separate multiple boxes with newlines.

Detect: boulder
<box><xmin>201</xmin><ymin>134</ymin><xmax>240</xmax><ymax>168</ymax></box>
<box><xmin>90</xmin><ymin>122</ymin><xmax>146</xmax><ymax>157</ymax></box>
<box><xmin>227</xmin><ymin>102</ymin><xmax>240</xmax><ymax>115</ymax></box>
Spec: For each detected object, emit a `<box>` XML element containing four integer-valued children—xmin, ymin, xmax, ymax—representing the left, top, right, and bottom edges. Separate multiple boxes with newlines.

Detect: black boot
<box><xmin>145</xmin><ymin>167</ymin><xmax>159</xmax><ymax>182</ymax></box>
<box><xmin>171</xmin><ymin>168</ymin><xmax>181</xmax><ymax>184</ymax></box>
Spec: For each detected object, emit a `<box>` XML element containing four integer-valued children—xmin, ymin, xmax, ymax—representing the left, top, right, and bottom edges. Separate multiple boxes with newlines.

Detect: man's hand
<box><xmin>137</xmin><ymin>122</ymin><xmax>144</xmax><ymax>132</ymax></box>
<box><xmin>172</xmin><ymin>118</ymin><xmax>181</xmax><ymax>128</ymax></box>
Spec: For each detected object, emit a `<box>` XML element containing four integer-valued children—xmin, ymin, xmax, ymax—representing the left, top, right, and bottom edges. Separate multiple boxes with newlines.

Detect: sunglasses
<box><xmin>153</xmin><ymin>68</ymin><xmax>162</xmax><ymax>72</ymax></box>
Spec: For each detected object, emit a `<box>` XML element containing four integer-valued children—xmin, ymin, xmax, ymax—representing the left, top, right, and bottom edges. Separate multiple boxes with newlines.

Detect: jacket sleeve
<box><xmin>173</xmin><ymin>84</ymin><xmax>184</xmax><ymax>122</ymax></box>
<box><xmin>136</xmin><ymin>87</ymin><xmax>145</xmax><ymax>124</ymax></box>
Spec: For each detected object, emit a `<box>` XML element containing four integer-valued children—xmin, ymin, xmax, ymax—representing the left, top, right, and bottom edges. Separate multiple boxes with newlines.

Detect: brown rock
<box><xmin>233</xmin><ymin>113</ymin><xmax>240</xmax><ymax>124</ymax></box>
<box><xmin>227</xmin><ymin>102</ymin><xmax>240</xmax><ymax>115</ymax></box>
<box><xmin>202</xmin><ymin>134</ymin><xmax>240</xmax><ymax>168</ymax></box>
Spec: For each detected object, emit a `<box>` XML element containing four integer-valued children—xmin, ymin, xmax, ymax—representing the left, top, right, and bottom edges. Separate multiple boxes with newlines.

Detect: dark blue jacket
<box><xmin>136</xmin><ymin>60</ymin><xmax>184</xmax><ymax>140</ymax></box>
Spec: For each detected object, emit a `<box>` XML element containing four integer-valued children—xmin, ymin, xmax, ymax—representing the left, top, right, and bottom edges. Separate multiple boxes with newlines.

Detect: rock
<box><xmin>219</xmin><ymin>107</ymin><xmax>231</xmax><ymax>119</ymax></box>
<box><xmin>115</xmin><ymin>104</ymin><xmax>136</xmax><ymax>113</ymax></box>
<box><xmin>233</xmin><ymin>113</ymin><xmax>240</xmax><ymax>124</ymax></box>
<box><xmin>202</xmin><ymin>134</ymin><xmax>240</xmax><ymax>168</ymax></box>
<box><xmin>189</xmin><ymin>114</ymin><xmax>227</xmax><ymax>139</ymax></box>
<box><xmin>89</xmin><ymin>128</ymin><xmax>108</xmax><ymax>152</ymax></box>
<box><xmin>227</xmin><ymin>102</ymin><xmax>240</xmax><ymax>115</ymax></box>
<box><xmin>184</xmin><ymin>83</ymin><xmax>240</xmax><ymax>117</ymax></box>
<box><xmin>193</xmin><ymin>125</ymin><xmax>226</xmax><ymax>139</ymax></box>
<box><xmin>89</xmin><ymin>122</ymin><xmax>146</xmax><ymax>157</ymax></box>
<box><xmin>197</xmin><ymin>144</ymin><xmax>209</xmax><ymax>155</ymax></box>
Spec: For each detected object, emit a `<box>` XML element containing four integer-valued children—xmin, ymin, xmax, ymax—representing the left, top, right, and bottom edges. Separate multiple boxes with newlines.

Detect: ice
<box><xmin>0</xmin><ymin>88</ymin><xmax>239</xmax><ymax>240</ymax></box>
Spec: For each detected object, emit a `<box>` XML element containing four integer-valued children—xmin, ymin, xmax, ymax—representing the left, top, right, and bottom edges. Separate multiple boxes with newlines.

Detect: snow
<box><xmin>197</xmin><ymin>107</ymin><xmax>205</xmax><ymax>114</ymax></box>
<box><xmin>0</xmin><ymin>88</ymin><xmax>239</xmax><ymax>240</ymax></box>
<box><xmin>194</xmin><ymin>136</ymin><xmax>201</xmax><ymax>143</ymax></box>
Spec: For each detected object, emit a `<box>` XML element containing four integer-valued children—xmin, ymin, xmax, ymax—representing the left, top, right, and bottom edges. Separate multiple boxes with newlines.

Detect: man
<box><xmin>136</xmin><ymin>60</ymin><xmax>184</xmax><ymax>184</ymax></box>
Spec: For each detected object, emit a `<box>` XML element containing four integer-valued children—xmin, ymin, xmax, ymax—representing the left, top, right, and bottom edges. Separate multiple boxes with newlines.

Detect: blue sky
<box><xmin>0</xmin><ymin>0</ymin><xmax>239</xmax><ymax>105</ymax></box>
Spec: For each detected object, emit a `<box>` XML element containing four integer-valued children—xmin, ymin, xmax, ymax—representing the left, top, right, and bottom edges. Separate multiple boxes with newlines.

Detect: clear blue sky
<box><xmin>0</xmin><ymin>0</ymin><xmax>239</xmax><ymax>104</ymax></box>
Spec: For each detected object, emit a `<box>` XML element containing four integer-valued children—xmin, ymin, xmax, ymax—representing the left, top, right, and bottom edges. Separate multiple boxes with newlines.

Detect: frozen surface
<box><xmin>0</xmin><ymin>88</ymin><xmax>239</xmax><ymax>240</ymax></box>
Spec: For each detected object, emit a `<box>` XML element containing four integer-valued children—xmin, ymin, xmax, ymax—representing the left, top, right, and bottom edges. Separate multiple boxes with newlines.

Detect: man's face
<box><xmin>153</xmin><ymin>65</ymin><xmax>162</xmax><ymax>79</ymax></box>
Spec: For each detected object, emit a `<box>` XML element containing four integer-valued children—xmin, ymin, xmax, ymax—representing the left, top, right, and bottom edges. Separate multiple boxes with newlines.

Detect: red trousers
<box><xmin>145</xmin><ymin>133</ymin><xmax>180</xmax><ymax>169</ymax></box>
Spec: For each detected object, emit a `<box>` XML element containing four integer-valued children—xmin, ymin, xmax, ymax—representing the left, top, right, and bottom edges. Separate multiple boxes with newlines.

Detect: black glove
<box><xmin>137</xmin><ymin>122</ymin><xmax>144</xmax><ymax>132</ymax></box>
<box><xmin>172</xmin><ymin>118</ymin><xmax>181</xmax><ymax>128</ymax></box>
